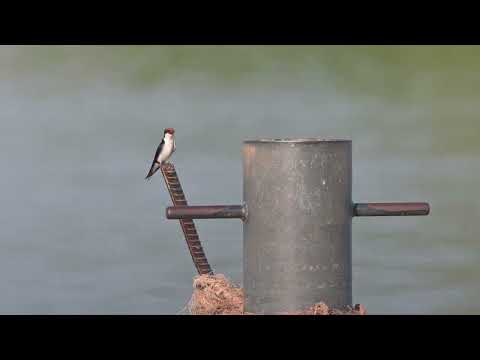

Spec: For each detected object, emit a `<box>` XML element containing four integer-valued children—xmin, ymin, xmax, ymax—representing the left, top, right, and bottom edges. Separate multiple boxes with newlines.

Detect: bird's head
<box><xmin>164</xmin><ymin>128</ymin><xmax>175</xmax><ymax>136</ymax></box>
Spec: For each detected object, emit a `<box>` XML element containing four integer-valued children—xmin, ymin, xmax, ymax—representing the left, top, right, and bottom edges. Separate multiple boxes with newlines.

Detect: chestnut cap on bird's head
<box><xmin>164</xmin><ymin>128</ymin><xmax>175</xmax><ymax>135</ymax></box>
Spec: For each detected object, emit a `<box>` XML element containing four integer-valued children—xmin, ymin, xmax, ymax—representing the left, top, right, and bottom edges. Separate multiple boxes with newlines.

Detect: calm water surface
<box><xmin>0</xmin><ymin>46</ymin><xmax>478</xmax><ymax>314</ymax></box>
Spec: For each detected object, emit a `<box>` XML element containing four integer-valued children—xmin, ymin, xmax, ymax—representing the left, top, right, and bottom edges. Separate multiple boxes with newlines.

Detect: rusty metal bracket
<box><xmin>160</xmin><ymin>163</ymin><xmax>213</xmax><ymax>275</ymax></box>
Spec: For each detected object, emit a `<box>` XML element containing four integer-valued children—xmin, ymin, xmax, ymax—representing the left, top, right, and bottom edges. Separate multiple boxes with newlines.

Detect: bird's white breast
<box><xmin>158</xmin><ymin>135</ymin><xmax>174</xmax><ymax>163</ymax></box>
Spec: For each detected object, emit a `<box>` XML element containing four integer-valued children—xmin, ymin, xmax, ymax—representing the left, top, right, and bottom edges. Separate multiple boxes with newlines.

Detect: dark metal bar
<box><xmin>160</xmin><ymin>163</ymin><xmax>213</xmax><ymax>275</ymax></box>
<box><xmin>353</xmin><ymin>202</ymin><xmax>430</xmax><ymax>217</ymax></box>
<box><xmin>166</xmin><ymin>205</ymin><xmax>246</xmax><ymax>220</ymax></box>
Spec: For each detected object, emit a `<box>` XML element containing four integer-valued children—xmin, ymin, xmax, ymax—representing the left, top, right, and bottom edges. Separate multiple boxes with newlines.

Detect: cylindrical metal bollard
<box><xmin>164</xmin><ymin>138</ymin><xmax>430</xmax><ymax>314</ymax></box>
<box><xmin>243</xmin><ymin>139</ymin><xmax>353</xmax><ymax>314</ymax></box>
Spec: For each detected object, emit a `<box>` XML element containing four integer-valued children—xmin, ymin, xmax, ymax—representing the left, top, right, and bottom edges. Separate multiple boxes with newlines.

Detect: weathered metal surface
<box><xmin>160</xmin><ymin>163</ymin><xmax>213</xmax><ymax>275</ymax></box>
<box><xmin>162</xmin><ymin>138</ymin><xmax>431</xmax><ymax>314</ymax></box>
<box><xmin>243</xmin><ymin>139</ymin><xmax>353</xmax><ymax>314</ymax></box>
<box><xmin>353</xmin><ymin>202</ymin><xmax>430</xmax><ymax>217</ymax></box>
<box><xmin>166</xmin><ymin>205</ymin><xmax>246</xmax><ymax>220</ymax></box>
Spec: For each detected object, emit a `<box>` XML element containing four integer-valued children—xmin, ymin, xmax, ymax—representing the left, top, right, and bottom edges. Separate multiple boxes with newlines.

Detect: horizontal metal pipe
<box><xmin>166</xmin><ymin>205</ymin><xmax>246</xmax><ymax>220</ymax></box>
<box><xmin>353</xmin><ymin>202</ymin><xmax>430</xmax><ymax>216</ymax></box>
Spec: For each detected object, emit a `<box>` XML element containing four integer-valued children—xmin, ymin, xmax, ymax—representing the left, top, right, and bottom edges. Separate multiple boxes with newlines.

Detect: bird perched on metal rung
<box><xmin>145</xmin><ymin>128</ymin><xmax>176</xmax><ymax>180</ymax></box>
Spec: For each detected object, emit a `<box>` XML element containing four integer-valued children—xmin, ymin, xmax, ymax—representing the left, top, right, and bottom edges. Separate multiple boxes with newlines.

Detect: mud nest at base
<box><xmin>188</xmin><ymin>274</ymin><xmax>366</xmax><ymax>315</ymax></box>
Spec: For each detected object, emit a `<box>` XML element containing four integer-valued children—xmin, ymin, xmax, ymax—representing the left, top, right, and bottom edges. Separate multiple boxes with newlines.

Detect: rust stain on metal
<box><xmin>160</xmin><ymin>163</ymin><xmax>213</xmax><ymax>275</ymax></box>
<box><xmin>243</xmin><ymin>144</ymin><xmax>256</xmax><ymax>179</ymax></box>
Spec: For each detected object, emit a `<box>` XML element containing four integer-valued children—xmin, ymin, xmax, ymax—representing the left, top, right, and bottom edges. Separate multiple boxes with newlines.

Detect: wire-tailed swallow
<box><xmin>145</xmin><ymin>128</ymin><xmax>176</xmax><ymax>180</ymax></box>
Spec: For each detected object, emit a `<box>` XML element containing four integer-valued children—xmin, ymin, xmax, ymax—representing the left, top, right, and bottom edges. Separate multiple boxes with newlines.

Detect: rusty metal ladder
<box><xmin>161</xmin><ymin>163</ymin><xmax>213</xmax><ymax>275</ymax></box>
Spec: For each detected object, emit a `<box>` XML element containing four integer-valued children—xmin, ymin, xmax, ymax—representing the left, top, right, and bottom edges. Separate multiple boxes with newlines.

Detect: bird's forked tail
<box><xmin>145</xmin><ymin>161</ymin><xmax>162</xmax><ymax>180</ymax></box>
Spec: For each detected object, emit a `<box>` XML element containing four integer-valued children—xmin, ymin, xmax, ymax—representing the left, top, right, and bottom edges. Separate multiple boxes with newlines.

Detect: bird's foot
<box><xmin>163</xmin><ymin>162</ymin><xmax>174</xmax><ymax>170</ymax></box>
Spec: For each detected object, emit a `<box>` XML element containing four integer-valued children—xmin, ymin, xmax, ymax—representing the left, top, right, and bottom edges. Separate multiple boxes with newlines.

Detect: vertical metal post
<box><xmin>243</xmin><ymin>139</ymin><xmax>352</xmax><ymax>314</ymax></box>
